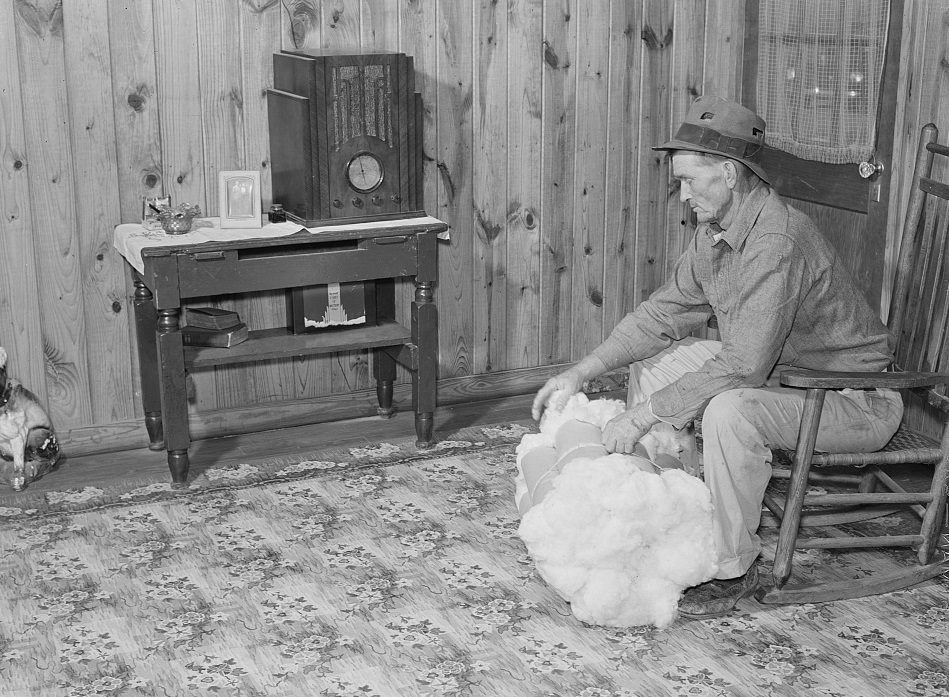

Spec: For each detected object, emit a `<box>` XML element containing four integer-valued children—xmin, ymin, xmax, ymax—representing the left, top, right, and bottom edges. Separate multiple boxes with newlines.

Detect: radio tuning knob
<box><xmin>390</xmin><ymin>194</ymin><xmax>402</xmax><ymax>203</ymax></box>
<box><xmin>372</xmin><ymin>195</ymin><xmax>383</xmax><ymax>206</ymax></box>
<box><xmin>352</xmin><ymin>197</ymin><xmax>364</xmax><ymax>208</ymax></box>
<box><xmin>332</xmin><ymin>198</ymin><xmax>343</xmax><ymax>208</ymax></box>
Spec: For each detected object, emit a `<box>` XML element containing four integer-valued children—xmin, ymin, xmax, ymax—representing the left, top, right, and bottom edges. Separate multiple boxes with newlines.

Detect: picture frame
<box><xmin>218</xmin><ymin>170</ymin><xmax>262</xmax><ymax>229</ymax></box>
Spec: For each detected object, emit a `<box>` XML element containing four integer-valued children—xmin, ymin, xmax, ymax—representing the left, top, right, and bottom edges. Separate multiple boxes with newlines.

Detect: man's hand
<box><xmin>531</xmin><ymin>370</ymin><xmax>585</xmax><ymax>421</ymax></box>
<box><xmin>602</xmin><ymin>402</ymin><xmax>659</xmax><ymax>454</ymax></box>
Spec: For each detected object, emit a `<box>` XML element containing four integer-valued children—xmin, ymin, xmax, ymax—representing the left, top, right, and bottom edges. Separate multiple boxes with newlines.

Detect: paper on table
<box><xmin>113</xmin><ymin>217</ymin><xmax>303</xmax><ymax>274</ymax></box>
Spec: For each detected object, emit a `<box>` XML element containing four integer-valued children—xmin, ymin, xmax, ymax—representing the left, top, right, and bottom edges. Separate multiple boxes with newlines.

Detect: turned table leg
<box><xmin>156</xmin><ymin>308</ymin><xmax>191</xmax><ymax>485</ymax></box>
<box><xmin>413</xmin><ymin>278</ymin><xmax>437</xmax><ymax>447</ymax></box>
<box><xmin>374</xmin><ymin>347</ymin><xmax>397</xmax><ymax>418</ymax></box>
<box><xmin>132</xmin><ymin>276</ymin><xmax>165</xmax><ymax>450</ymax></box>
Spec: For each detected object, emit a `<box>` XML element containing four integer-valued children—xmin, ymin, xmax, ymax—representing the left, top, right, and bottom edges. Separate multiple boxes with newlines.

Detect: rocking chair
<box><xmin>756</xmin><ymin>123</ymin><xmax>949</xmax><ymax>604</ymax></box>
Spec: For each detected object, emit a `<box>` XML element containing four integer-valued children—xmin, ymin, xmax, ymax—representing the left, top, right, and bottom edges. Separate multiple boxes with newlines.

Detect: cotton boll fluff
<box><xmin>516</xmin><ymin>393</ymin><xmax>718</xmax><ymax>629</ymax></box>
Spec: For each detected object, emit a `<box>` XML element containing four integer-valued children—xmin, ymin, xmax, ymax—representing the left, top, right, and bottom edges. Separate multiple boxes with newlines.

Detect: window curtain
<box><xmin>756</xmin><ymin>0</ymin><xmax>890</xmax><ymax>164</ymax></box>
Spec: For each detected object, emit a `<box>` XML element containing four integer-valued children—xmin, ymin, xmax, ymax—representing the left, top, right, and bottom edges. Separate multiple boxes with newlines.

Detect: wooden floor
<box><xmin>28</xmin><ymin>392</ymin><xmax>543</xmax><ymax>493</ymax></box>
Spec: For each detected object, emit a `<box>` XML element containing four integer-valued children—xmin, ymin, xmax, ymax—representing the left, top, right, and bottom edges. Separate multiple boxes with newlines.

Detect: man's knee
<box><xmin>703</xmin><ymin>389</ymin><xmax>752</xmax><ymax>431</ymax></box>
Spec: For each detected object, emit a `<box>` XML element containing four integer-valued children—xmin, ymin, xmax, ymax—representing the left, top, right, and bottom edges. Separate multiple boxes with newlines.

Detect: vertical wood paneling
<box><xmin>63</xmin><ymin>0</ymin><xmax>134</xmax><ymax>423</ymax></box>
<box><xmin>603</xmin><ymin>0</ymin><xmax>645</xmax><ymax>335</ymax></box>
<box><xmin>473</xmin><ymin>0</ymin><xmax>509</xmax><ymax>373</ymax></box>
<box><xmin>664</xmin><ymin>0</ymin><xmax>706</xmax><ymax>271</ymax></box>
<box><xmin>539</xmin><ymin>1</ymin><xmax>578</xmax><ymax>364</ymax></box>
<box><xmin>506</xmin><ymin>0</ymin><xmax>543</xmax><ymax>369</ymax></box>
<box><xmin>153</xmin><ymin>0</ymin><xmax>216</xmax><ymax>414</ymax></box>
<box><xmin>434</xmin><ymin>0</ymin><xmax>475</xmax><ymax>378</ymax></box>
<box><xmin>238</xmin><ymin>0</ymin><xmax>295</xmax><ymax>405</ymax></box>
<box><xmin>570</xmin><ymin>1</ymin><xmax>611</xmax><ymax>359</ymax></box>
<box><xmin>15</xmin><ymin>0</ymin><xmax>93</xmax><ymax>426</ymax></box>
<box><xmin>0</xmin><ymin>0</ymin><xmax>46</xmax><ymax>399</ymax></box>
<box><xmin>199</xmin><ymin>0</ymin><xmax>263</xmax><ymax>410</ymax></box>
<box><xmin>108</xmin><ymin>1</ymin><xmax>162</xmax><ymax>419</ymax></box>
<box><xmin>635</xmin><ymin>0</ymin><xmax>675</xmax><ymax>304</ymax></box>
<box><xmin>400</xmin><ymin>1</ymin><xmax>439</xmax><ymax>221</ymax></box>
<box><xmin>277</xmin><ymin>0</ymin><xmax>329</xmax><ymax>403</ymax></box>
<box><xmin>195</xmin><ymin>0</ymin><xmax>252</xmax><ymax>411</ymax></box>
<box><xmin>321</xmin><ymin>0</ymin><xmax>371</xmax><ymax>396</ymax></box>
<box><xmin>398</xmin><ymin>0</ymin><xmax>438</xmax><ymax>384</ymax></box>
<box><xmin>362</xmin><ymin>0</ymin><xmax>400</xmax><ymax>48</ymax></box>
<box><xmin>108</xmin><ymin>2</ymin><xmax>163</xmax><ymax>224</ymax></box>
<box><xmin>362</xmin><ymin>0</ymin><xmax>410</xmax><ymax>392</ymax></box>
<box><xmin>885</xmin><ymin>0</ymin><xmax>949</xmax><ymax>317</ymax></box>
<box><xmin>4</xmin><ymin>0</ymin><xmax>932</xmax><ymax>452</ymax></box>
<box><xmin>703</xmin><ymin>0</ymin><xmax>746</xmax><ymax>100</ymax></box>
<box><xmin>154</xmin><ymin>0</ymin><xmax>205</xmax><ymax>209</ymax></box>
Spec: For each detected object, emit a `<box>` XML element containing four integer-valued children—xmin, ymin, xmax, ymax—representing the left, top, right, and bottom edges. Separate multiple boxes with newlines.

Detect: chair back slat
<box><xmin>890</xmin><ymin>124</ymin><xmax>941</xmax><ymax>372</ymax></box>
<box><xmin>900</xmin><ymin>195</ymin><xmax>941</xmax><ymax>369</ymax></box>
<box><xmin>924</xmin><ymin>138</ymin><xmax>949</xmax><ymax>378</ymax></box>
<box><xmin>889</xmin><ymin>125</ymin><xmax>938</xmax><ymax>340</ymax></box>
<box><xmin>923</xmin><ymin>213</ymin><xmax>949</xmax><ymax>371</ymax></box>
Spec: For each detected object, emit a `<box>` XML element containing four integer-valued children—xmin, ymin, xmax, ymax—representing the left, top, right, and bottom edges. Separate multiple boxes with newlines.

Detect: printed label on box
<box><xmin>303</xmin><ymin>282</ymin><xmax>367</xmax><ymax>329</ymax></box>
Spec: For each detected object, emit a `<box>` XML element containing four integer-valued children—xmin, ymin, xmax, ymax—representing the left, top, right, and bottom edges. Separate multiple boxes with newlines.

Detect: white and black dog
<box><xmin>0</xmin><ymin>347</ymin><xmax>60</xmax><ymax>490</ymax></box>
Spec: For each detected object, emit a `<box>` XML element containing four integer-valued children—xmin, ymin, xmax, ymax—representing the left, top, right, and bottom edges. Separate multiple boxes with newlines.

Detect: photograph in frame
<box><xmin>218</xmin><ymin>170</ymin><xmax>262</xmax><ymax>229</ymax></box>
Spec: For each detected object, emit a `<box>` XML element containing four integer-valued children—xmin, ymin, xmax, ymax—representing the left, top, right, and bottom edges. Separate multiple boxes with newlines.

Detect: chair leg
<box><xmin>771</xmin><ymin>388</ymin><xmax>826</xmax><ymax>588</ymax></box>
<box><xmin>858</xmin><ymin>469</ymin><xmax>878</xmax><ymax>494</ymax></box>
<box><xmin>918</xmin><ymin>447</ymin><xmax>949</xmax><ymax>564</ymax></box>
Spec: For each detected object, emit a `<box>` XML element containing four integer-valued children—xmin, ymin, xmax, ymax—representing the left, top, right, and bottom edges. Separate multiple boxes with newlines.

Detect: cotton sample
<box><xmin>516</xmin><ymin>394</ymin><xmax>718</xmax><ymax>628</ymax></box>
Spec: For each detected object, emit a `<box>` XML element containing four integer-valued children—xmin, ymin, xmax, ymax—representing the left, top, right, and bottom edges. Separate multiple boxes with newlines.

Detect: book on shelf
<box><xmin>181</xmin><ymin>322</ymin><xmax>249</xmax><ymax>348</ymax></box>
<box><xmin>184</xmin><ymin>306</ymin><xmax>242</xmax><ymax>330</ymax></box>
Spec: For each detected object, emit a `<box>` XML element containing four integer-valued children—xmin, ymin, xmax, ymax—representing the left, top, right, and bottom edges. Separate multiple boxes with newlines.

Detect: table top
<box><xmin>114</xmin><ymin>215</ymin><xmax>450</xmax><ymax>275</ymax></box>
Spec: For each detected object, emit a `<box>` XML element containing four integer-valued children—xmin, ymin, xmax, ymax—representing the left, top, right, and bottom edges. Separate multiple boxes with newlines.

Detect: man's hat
<box><xmin>653</xmin><ymin>95</ymin><xmax>769</xmax><ymax>184</ymax></box>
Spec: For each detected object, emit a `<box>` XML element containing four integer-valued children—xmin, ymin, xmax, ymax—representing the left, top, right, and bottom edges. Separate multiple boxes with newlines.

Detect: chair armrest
<box><xmin>780</xmin><ymin>368</ymin><xmax>949</xmax><ymax>390</ymax></box>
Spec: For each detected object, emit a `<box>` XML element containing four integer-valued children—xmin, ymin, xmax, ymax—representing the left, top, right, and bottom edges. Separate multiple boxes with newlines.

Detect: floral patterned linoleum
<box><xmin>0</xmin><ymin>422</ymin><xmax>947</xmax><ymax>697</ymax></box>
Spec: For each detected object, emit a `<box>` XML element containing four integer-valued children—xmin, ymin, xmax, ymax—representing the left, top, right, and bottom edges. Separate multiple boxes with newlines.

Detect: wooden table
<box><xmin>114</xmin><ymin>216</ymin><xmax>446</xmax><ymax>485</ymax></box>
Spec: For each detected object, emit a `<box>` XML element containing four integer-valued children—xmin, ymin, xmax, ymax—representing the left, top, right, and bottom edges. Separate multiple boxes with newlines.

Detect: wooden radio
<box><xmin>267</xmin><ymin>49</ymin><xmax>424</xmax><ymax>226</ymax></box>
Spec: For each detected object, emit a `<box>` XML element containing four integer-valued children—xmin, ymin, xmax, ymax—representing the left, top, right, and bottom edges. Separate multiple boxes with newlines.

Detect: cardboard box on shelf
<box><xmin>288</xmin><ymin>281</ymin><xmax>375</xmax><ymax>334</ymax></box>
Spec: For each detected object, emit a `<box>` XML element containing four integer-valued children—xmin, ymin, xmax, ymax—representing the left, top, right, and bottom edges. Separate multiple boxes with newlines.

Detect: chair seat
<box><xmin>804</xmin><ymin>424</ymin><xmax>942</xmax><ymax>468</ymax></box>
<box><xmin>698</xmin><ymin>422</ymin><xmax>942</xmax><ymax>466</ymax></box>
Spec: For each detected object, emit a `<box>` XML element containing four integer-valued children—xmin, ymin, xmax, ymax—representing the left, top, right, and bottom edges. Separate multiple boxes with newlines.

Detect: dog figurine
<box><xmin>0</xmin><ymin>347</ymin><xmax>60</xmax><ymax>491</ymax></box>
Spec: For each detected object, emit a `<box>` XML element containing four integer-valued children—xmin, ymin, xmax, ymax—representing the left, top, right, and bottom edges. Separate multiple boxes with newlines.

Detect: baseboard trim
<box><xmin>60</xmin><ymin>363</ymin><xmax>609</xmax><ymax>457</ymax></box>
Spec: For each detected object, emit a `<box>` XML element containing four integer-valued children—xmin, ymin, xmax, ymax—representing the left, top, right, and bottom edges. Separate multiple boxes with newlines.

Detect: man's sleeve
<box><xmin>649</xmin><ymin>232</ymin><xmax>808</xmax><ymax>427</ymax></box>
<box><xmin>592</xmin><ymin>236</ymin><xmax>713</xmax><ymax>372</ymax></box>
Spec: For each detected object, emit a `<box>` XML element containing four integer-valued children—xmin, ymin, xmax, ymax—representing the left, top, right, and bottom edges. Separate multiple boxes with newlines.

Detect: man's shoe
<box><xmin>678</xmin><ymin>565</ymin><xmax>759</xmax><ymax>619</ymax></box>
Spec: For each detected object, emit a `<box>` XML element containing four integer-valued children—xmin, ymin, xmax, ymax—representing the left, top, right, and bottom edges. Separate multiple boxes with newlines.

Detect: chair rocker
<box><xmin>756</xmin><ymin>123</ymin><xmax>949</xmax><ymax>604</ymax></box>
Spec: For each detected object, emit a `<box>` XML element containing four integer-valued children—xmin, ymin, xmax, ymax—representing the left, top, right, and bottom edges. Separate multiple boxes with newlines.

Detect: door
<box><xmin>742</xmin><ymin>0</ymin><xmax>902</xmax><ymax>310</ymax></box>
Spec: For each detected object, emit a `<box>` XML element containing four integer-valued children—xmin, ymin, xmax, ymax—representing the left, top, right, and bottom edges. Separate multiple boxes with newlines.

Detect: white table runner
<box><xmin>113</xmin><ymin>215</ymin><xmax>450</xmax><ymax>275</ymax></box>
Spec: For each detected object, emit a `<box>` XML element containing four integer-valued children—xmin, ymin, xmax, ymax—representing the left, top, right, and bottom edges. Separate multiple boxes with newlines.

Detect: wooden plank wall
<box><xmin>0</xmin><ymin>0</ymin><xmax>943</xmax><ymax>454</ymax></box>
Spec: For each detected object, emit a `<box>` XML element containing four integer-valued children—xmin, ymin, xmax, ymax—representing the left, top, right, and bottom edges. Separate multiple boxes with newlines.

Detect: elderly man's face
<box><xmin>672</xmin><ymin>152</ymin><xmax>733</xmax><ymax>225</ymax></box>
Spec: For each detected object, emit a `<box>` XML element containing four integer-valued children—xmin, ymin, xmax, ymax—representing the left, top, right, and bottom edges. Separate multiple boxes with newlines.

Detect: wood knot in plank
<box><xmin>476</xmin><ymin>211</ymin><xmax>502</xmax><ymax>243</ymax></box>
<box><xmin>641</xmin><ymin>24</ymin><xmax>672</xmax><ymax>50</ymax></box>
<box><xmin>543</xmin><ymin>41</ymin><xmax>561</xmax><ymax>69</ymax></box>
<box><xmin>285</xmin><ymin>0</ymin><xmax>318</xmax><ymax>49</ymax></box>
<box><xmin>436</xmin><ymin>161</ymin><xmax>455</xmax><ymax>202</ymax></box>
<box><xmin>240</xmin><ymin>0</ymin><xmax>280</xmax><ymax>13</ymax></box>
<box><xmin>15</xmin><ymin>0</ymin><xmax>64</xmax><ymax>39</ymax></box>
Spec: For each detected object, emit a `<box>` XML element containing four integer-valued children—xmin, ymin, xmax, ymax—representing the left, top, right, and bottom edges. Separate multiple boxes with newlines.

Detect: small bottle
<box><xmin>268</xmin><ymin>203</ymin><xmax>286</xmax><ymax>223</ymax></box>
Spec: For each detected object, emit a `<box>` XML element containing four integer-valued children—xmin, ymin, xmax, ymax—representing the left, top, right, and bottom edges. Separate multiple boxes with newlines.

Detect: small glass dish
<box><xmin>156</xmin><ymin>203</ymin><xmax>202</xmax><ymax>235</ymax></box>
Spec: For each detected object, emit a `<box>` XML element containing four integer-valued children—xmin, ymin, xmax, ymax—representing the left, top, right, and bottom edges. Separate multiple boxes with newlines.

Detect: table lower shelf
<box><xmin>184</xmin><ymin>320</ymin><xmax>413</xmax><ymax>368</ymax></box>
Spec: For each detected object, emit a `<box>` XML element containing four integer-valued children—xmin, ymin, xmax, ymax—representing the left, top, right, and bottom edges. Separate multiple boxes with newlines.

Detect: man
<box><xmin>531</xmin><ymin>95</ymin><xmax>903</xmax><ymax>619</ymax></box>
